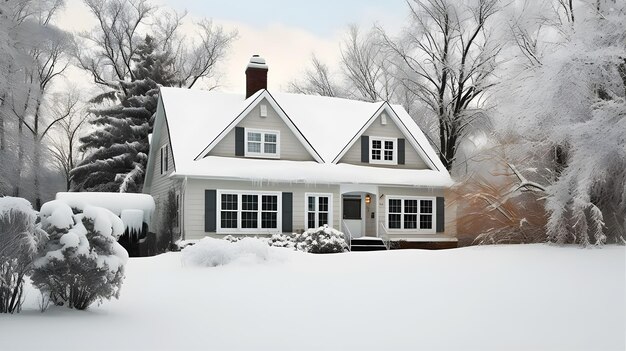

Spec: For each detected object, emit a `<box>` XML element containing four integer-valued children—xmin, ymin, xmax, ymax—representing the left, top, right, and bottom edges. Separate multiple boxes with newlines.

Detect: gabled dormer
<box><xmin>194</xmin><ymin>56</ymin><xmax>323</xmax><ymax>163</ymax></box>
<box><xmin>333</xmin><ymin>104</ymin><xmax>438</xmax><ymax>170</ymax></box>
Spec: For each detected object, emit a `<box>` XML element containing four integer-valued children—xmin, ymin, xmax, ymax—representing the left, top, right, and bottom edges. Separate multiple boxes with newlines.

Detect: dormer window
<box><xmin>370</xmin><ymin>137</ymin><xmax>396</xmax><ymax>165</ymax></box>
<box><xmin>245</xmin><ymin>129</ymin><xmax>280</xmax><ymax>158</ymax></box>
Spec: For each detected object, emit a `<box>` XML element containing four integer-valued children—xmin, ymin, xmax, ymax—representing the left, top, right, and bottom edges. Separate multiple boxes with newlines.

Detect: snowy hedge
<box><xmin>293</xmin><ymin>226</ymin><xmax>348</xmax><ymax>253</ymax></box>
<box><xmin>182</xmin><ymin>237</ymin><xmax>278</xmax><ymax>267</ymax></box>
<box><xmin>31</xmin><ymin>201</ymin><xmax>129</xmax><ymax>310</ymax></box>
<box><xmin>0</xmin><ymin>197</ymin><xmax>45</xmax><ymax>313</ymax></box>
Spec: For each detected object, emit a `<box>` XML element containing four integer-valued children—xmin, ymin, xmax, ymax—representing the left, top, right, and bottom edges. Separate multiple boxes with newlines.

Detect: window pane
<box><xmin>404</xmin><ymin>214</ymin><xmax>417</xmax><ymax>229</ymax></box>
<box><xmin>262</xmin><ymin>195</ymin><xmax>277</xmax><ymax>211</ymax></box>
<box><xmin>308</xmin><ymin>197</ymin><xmax>315</xmax><ymax>211</ymax></box>
<box><xmin>264</xmin><ymin>133</ymin><xmax>277</xmax><ymax>143</ymax></box>
<box><xmin>264</xmin><ymin>143</ymin><xmax>277</xmax><ymax>154</ymax></box>
<box><xmin>372</xmin><ymin>149</ymin><xmax>381</xmax><ymax>160</ymax></box>
<box><xmin>389</xmin><ymin>214</ymin><xmax>401</xmax><ymax>229</ymax></box>
<box><xmin>261</xmin><ymin>212</ymin><xmax>277</xmax><ymax>229</ymax></box>
<box><xmin>242</xmin><ymin>195</ymin><xmax>258</xmax><ymax>211</ymax></box>
<box><xmin>384</xmin><ymin>150</ymin><xmax>393</xmax><ymax>161</ymax></box>
<box><xmin>420</xmin><ymin>214</ymin><xmax>433</xmax><ymax>229</ymax></box>
<box><xmin>389</xmin><ymin>199</ymin><xmax>402</xmax><ymax>213</ymax></box>
<box><xmin>318</xmin><ymin>197</ymin><xmax>329</xmax><ymax>212</ymax></box>
<box><xmin>307</xmin><ymin>212</ymin><xmax>316</xmax><ymax>229</ymax></box>
<box><xmin>404</xmin><ymin>200</ymin><xmax>418</xmax><ymax>214</ymax></box>
<box><xmin>384</xmin><ymin>141</ymin><xmax>394</xmax><ymax>150</ymax></box>
<box><xmin>241</xmin><ymin>212</ymin><xmax>258</xmax><ymax>228</ymax></box>
<box><xmin>248</xmin><ymin>142</ymin><xmax>261</xmax><ymax>153</ymax></box>
<box><xmin>221</xmin><ymin>194</ymin><xmax>238</xmax><ymax>210</ymax></box>
<box><xmin>221</xmin><ymin>211</ymin><xmax>237</xmax><ymax>228</ymax></box>
<box><xmin>343</xmin><ymin>198</ymin><xmax>361</xmax><ymax>220</ymax></box>
<box><xmin>318</xmin><ymin>212</ymin><xmax>328</xmax><ymax>226</ymax></box>
<box><xmin>420</xmin><ymin>200</ymin><xmax>433</xmax><ymax>214</ymax></box>
<box><xmin>372</xmin><ymin>140</ymin><xmax>381</xmax><ymax>149</ymax></box>
<box><xmin>248</xmin><ymin>132</ymin><xmax>261</xmax><ymax>142</ymax></box>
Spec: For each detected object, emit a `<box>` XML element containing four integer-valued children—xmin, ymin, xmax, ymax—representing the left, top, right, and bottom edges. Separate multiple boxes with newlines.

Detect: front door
<box><xmin>343</xmin><ymin>196</ymin><xmax>362</xmax><ymax>237</ymax></box>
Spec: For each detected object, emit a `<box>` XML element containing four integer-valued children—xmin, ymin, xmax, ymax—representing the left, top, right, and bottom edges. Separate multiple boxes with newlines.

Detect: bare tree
<box><xmin>48</xmin><ymin>91</ymin><xmax>86</xmax><ymax>191</ymax></box>
<box><xmin>76</xmin><ymin>0</ymin><xmax>237</xmax><ymax>95</ymax></box>
<box><xmin>288</xmin><ymin>54</ymin><xmax>343</xmax><ymax>97</ymax></box>
<box><xmin>341</xmin><ymin>25</ymin><xmax>398</xmax><ymax>102</ymax></box>
<box><xmin>378</xmin><ymin>0</ymin><xmax>502</xmax><ymax>171</ymax></box>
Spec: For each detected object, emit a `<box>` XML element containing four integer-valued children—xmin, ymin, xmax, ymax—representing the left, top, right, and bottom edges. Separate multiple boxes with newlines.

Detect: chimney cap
<box><xmin>247</xmin><ymin>54</ymin><xmax>268</xmax><ymax>70</ymax></box>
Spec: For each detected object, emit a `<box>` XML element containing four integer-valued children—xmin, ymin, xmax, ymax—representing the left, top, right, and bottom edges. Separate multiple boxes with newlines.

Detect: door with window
<box><xmin>342</xmin><ymin>196</ymin><xmax>362</xmax><ymax>237</ymax></box>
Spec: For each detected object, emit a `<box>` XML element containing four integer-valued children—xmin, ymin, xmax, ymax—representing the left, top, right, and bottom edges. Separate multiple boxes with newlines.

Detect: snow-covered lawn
<box><xmin>2</xmin><ymin>245</ymin><xmax>624</xmax><ymax>351</ymax></box>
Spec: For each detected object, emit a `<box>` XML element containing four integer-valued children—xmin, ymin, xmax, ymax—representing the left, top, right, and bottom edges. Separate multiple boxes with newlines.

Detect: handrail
<box><xmin>341</xmin><ymin>220</ymin><xmax>353</xmax><ymax>252</ymax></box>
<box><xmin>379</xmin><ymin>222</ymin><xmax>391</xmax><ymax>250</ymax></box>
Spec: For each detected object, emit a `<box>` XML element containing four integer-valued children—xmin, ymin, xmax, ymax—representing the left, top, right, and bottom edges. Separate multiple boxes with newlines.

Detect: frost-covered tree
<box><xmin>0</xmin><ymin>197</ymin><xmax>45</xmax><ymax>313</ymax></box>
<box><xmin>494</xmin><ymin>0</ymin><xmax>626</xmax><ymax>245</ymax></box>
<box><xmin>71</xmin><ymin>35</ymin><xmax>176</xmax><ymax>192</ymax></box>
<box><xmin>32</xmin><ymin>201</ymin><xmax>128</xmax><ymax>310</ymax></box>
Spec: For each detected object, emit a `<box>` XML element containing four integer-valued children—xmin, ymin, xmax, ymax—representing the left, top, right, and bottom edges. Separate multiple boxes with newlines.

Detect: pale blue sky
<box><xmin>160</xmin><ymin>0</ymin><xmax>408</xmax><ymax>37</ymax></box>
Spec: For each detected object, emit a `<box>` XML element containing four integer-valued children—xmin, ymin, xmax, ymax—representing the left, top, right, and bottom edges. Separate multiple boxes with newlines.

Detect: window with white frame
<box><xmin>160</xmin><ymin>144</ymin><xmax>169</xmax><ymax>174</ymax></box>
<box><xmin>305</xmin><ymin>193</ymin><xmax>332</xmax><ymax>229</ymax></box>
<box><xmin>218</xmin><ymin>191</ymin><xmax>280</xmax><ymax>232</ymax></box>
<box><xmin>370</xmin><ymin>137</ymin><xmax>396</xmax><ymax>165</ymax></box>
<box><xmin>387</xmin><ymin>197</ymin><xmax>434</xmax><ymax>231</ymax></box>
<box><xmin>245</xmin><ymin>129</ymin><xmax>279</xmax><ymax>158</ymax></box>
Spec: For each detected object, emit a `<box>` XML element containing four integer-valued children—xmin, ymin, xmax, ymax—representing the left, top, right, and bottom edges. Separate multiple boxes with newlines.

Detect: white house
<box><xmin>143</xmin><ymin>55</ymin><xmax>456</xmax><ymax>249</ymax></box>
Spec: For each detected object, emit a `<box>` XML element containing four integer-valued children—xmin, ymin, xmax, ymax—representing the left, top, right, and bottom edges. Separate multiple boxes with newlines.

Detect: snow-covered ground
<box><xmin>2</xmin><ymin>245</ymin><xmax>624</xmax><ymax>351</ymax></box>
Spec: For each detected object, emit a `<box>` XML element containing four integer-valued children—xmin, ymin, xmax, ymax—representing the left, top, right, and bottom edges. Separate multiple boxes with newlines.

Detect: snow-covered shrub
<box><xmin>294</xmin><ymin>225</ymin><xmax>347</xmax><ymax>253</ymax></box>
<box><xmin>158</xmin><ymin>189</ymin><xmax>178</xmax><ymax>252</ymax></box>
<box><xmin>222</xmin><ymin>235</ymin><xmax>242</xmax><ymax>243</ymax></box>
<box><xmin>267</xmin><ymin>233</ymin><xmax>296</xmax><ymax>249</ymax></box>
<box><xmin>31</xmin><ymin>201</ymin><xmax>129</xmax><ymax>310</ymax></box>
<box><xmin>182</xmin><ymin>237</ymin><xmax>279</xmax><ymax>267</ymax></box>
<box><xmin>0</xmin><ymin>197</ymin><xmax>45</xmax><ymax>313</ymax></box>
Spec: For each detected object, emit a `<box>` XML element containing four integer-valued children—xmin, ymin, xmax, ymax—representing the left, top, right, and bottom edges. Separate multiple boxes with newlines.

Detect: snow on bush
<box><xmin>181</xmin><ymin>237</ymin><xmax>286</xmax><ymax>267</ymax></box>
<box><xmin>294</xmin><ymin>225</ymin><xmax>348</xmax><ymax>254</ymax></box>
<box><xmin>31</xmin><ymin>201</ymin><xmax>129</xmax><ymax>310</ymax></box>
<box><xmin>0</xmin><ymin>197</ymin><xmax>45</xmax><ymax>313</ymax></box>
<box><xmin>267</xmin><ymin>233</ymin><xmax>296</xmax><ymax>249</ymax></box>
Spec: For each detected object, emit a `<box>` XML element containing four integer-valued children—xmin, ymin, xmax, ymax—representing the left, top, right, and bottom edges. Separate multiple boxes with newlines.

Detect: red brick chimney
<box><xmin>245</xmin><ymin>55</ymin><xmax>268</xmax><ymax>98</ymax></box>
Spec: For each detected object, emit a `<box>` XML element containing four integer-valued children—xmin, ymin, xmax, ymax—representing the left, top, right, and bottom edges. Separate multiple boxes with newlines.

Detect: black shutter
<box><xmin>205</xmin><ymin>190</ymin><xmax>217</xmax><ymax>232</ymax></box>
<box><xmin>398</xmin><ymin>138</ymin><xmax>405</xmax><ymax>165</ymax></box>
<box><xmin>235</xmin><ymin>127</ymin><xmax>245</xmax><ymax>156</ymax></box>
<box><xmin>436</xmin><ymin>197</ymin><xmax>445</xmax><ymax>233</ymax></box>
<box><xmin>160</xmin><ymin>147</ymin><xmax>163</xmax><ymax>174</ymax></box>
<box><xmin>282</xmin><ymin>192</ymin><xmax>293</xmax><ymax>233</ymax></box>
<box><xmin>361</xmin><ymin>135</ymin><xmax>369</xmax><ymax>163</ymax></box>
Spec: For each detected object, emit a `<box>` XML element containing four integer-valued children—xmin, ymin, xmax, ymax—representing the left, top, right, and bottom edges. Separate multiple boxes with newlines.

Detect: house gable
<box><xmin>195</xmin><ymin>90</ymin><xmax>323</xmax><ymax>163</ymax></box>
<box><xmin>208</xmin><ymin>96</ymin><xmax>316</xmax><ymax>161</ymax></box>
<box><xmin>335</xmin><ymin>105</ymin><xmax>432</xmax><ymax>170</ymax></box>
<box><xmin>143</xmin><ymin>97</ymin><xmax>175</xmax><ymax>194</ymax></box>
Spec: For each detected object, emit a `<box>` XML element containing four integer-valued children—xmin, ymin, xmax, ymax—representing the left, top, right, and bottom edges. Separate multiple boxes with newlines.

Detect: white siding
<box><xmin>183</xmin><ymin>178</ymin><xmax>340</xmax><ymax>240</ymax></box>
<box><xmin>209</xmin><ymin>97</ymin><xmax>315</xmax><ymax>161</ymax></box>
<box><xmin>339</xmin><ymin>114</ymin><xmax>429</xmax><ymax>169</ymax></box>
<box><xmin>147</xmin><ymin>110</ymin><xmax>181</xmax><ymax>235</ymax></box>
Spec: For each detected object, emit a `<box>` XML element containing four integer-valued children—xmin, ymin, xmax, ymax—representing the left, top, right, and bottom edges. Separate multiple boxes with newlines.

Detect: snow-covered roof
<box><xmin>157</xmin><ymin>87</ymin><xmax>452</xmax><ymax>187</ymax></box>
<box><xmin>55</xmin><ymin>192</ymin><xmax>155</xmax><ymax>224</ymax></box>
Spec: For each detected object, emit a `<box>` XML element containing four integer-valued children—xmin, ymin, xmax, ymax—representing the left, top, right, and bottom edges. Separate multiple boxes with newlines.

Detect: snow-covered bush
<box><xmin>31</xmin><ymin>201</ymin><xmax>129</xmax><ymax>310</ymax></box>
<box><xmin>0</xmin><ymin>197</ymin><xmax>45</xmax><ymax>313</ymax></box>
<box><xmin>182</xmin><ymin>237</ymin><xmax>278</xmax><ymax>267</ymax></box>
<box><xmin>294</xmin><ymin>225</ymin><xmax>348</xmax><ymax>253</ymax></box>
<box><xmin>267</xmin><ymin>233</ymin><xmax>296</xmax><ymax>249</ymax></box>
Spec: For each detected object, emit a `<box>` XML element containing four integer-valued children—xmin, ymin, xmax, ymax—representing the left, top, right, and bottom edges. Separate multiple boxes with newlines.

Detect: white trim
<box><xmin>369</xmin><ymin>136</ymin><xmax>397</xmax><ymax>165</ymax></box>
<box><xmin>216</xmin><ymin>189</ymin><xmax>282</xmax><ymax>234</ymax></box>
<box><xmin>194</xmin><ymin>91</ymin><xmax>324</xmax><ymax>163</ymax></box>
<box><xmin>304</xmin><ymin>192</ymin><xmax>334</xmax><ymax>230</ymax></box>
<box><xmin>244</xmin><ymin>128</ymin><xmax>280</xmax><ymax>159</ymax></box>
<box><xmin>385</xmin><ymin>195</ymin><xmax>436</xmax><ymax>234</ymax></box>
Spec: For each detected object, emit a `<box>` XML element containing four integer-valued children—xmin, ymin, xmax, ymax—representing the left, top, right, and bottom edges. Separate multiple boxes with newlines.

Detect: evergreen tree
<box><xmin>70</xmin><ymin>36</ymin><xmax>176</xmax><ymax>192</ymax></box>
